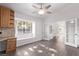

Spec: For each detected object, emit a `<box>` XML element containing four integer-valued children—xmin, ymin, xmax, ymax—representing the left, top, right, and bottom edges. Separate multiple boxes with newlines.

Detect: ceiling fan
<box><xmin>32</xmin><ymin>3</ymin><xmax>52</xmax><ymax>15</ymax></box>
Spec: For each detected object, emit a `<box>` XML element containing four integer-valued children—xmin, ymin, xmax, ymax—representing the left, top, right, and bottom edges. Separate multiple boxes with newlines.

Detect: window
<box><xmin>15</xmin><ymin>18</ymin><xmax>35</xmax><ymax>39</ymax></box>
<box><xmin>17</xmin><ymin>20</ymin><xmax>32</xmax><ymax>34</ymax></box>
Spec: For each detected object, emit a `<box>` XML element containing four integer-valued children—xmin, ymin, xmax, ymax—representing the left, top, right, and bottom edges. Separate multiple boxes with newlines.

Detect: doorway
<box><xmin>65</xmin><ymin>20</ymin><xmax>77</xmax><ymax>47</ymax></box>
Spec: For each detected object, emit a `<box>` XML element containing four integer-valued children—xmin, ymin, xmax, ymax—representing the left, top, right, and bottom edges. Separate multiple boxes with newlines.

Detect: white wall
<box><xmin>14</xmin><ymin>4</ymin><xmax>79</xmax><ymax>47</ymax></box>
<box><xmin>43</xmin><ymin>21</ymin><xmax>66</xmax><ymax>40</ymax></box>
<box><xmin>43</xmin><ymin>4</ymin><xmax>79</xmax><ymax>41</ymax></box>
<box><xmin>15</xmin><ymin>12</ymin><xmax>43</xmax><ymax>47</ymax></box>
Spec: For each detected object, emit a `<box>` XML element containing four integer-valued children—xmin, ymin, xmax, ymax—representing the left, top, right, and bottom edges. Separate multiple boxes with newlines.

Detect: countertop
<box><xmin>0</xmin><ymin>37</ymin><xmax>16</xmax><ymax>41</ymax></box>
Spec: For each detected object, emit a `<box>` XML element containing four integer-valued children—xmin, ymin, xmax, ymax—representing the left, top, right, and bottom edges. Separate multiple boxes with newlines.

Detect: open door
<box><xmin>65</xmin><ymin>20</ymin><xmax>77</xmax><ymax>47</ymax></box>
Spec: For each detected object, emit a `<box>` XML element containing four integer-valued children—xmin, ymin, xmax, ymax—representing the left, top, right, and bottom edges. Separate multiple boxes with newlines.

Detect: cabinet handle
<box><xmin>10</xmin><ymin>19</ymin><xmax>14</xmax><ymax>20</ymax></box>
<box><xmin>10</xmin><ymin>23</ymin><xmax>13</xmax><ymax>24</ymax></box>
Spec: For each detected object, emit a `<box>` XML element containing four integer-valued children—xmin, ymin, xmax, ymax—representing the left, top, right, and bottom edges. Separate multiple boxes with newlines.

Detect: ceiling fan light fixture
<box><xmin>38</xmin><ymin>9</ymin><xmax>45</xmax><ymax>15</ymax></box>
<box><xmin>32</xmin><ymin>3</ymin><xmax>52</xmax><ymax>15</ymax></box>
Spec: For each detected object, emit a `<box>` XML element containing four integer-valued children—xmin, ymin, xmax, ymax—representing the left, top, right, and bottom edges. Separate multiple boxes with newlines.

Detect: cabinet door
<box><xmin>6</xmin><ymin>38</ymin><xmax>16</xmax><ymax>53</ymax></box>
<box><xmin>0</xmin><ymin>7</ymin><xmax>1</xmax><ymax>27</ymax></box>
<box><xmin>8</xmin><ymin>10</ymin><xmax>14</xmax><ymax>28</ymax></box>
<box><xmin>8</xmin><ymin>19</ymin><xmax>14</xmax><ymax>28</ymax></box>
<box><xmin>0</xmin><ymin>7</ymin><xmax>10</xmax><ymax>27</ymax></box>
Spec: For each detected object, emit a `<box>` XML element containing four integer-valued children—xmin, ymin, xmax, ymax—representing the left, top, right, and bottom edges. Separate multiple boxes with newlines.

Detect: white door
<box><xmin>66</xmin><ymin>20</ymin><xmax>76</xmax><ymax>47</ymax></box>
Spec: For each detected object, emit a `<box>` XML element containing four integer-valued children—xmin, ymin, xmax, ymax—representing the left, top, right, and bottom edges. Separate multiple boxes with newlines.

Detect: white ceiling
<box><xmin>0</xmin><ymin>3</ymin><xmax>79</xmax><ymax>19</ymax></box>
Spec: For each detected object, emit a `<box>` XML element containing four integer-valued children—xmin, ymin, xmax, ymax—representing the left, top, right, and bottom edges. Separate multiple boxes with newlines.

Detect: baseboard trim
<box><xmin>65</xmin><ymin>42</ymin><xmax>77</xmax><ymax>48</ymax></box>
<box><xmin>17</xmin><ymin>39</ymin><xmax>43</xmax><ymax>47</ymax></box>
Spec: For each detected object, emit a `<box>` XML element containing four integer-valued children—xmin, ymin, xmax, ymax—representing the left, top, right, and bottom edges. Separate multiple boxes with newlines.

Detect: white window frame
<box><xmin>15</xmin><ymin>18</ymin><xmax>35</xmax><ymax>40</ymax></box>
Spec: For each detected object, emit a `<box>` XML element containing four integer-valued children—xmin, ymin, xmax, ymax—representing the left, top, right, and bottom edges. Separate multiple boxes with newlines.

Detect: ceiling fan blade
<box><xmin>47</xmin><ymin>11</ymin><xmax>52</xmax><ymax>14</ymax></box>
<box><xmin>32</xmin><ymin>5</ymin><xmax>40</xmax><ymax>9</ymax></box>
<box><xmin>45</xmin><ymin>5</ymin><xmax>51</xmax><ymax>9</ymax></box>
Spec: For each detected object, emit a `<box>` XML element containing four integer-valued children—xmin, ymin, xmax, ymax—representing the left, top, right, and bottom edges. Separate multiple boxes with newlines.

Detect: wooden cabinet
<box><xmin>6</xmin><ymin>38</ymin><xmax>16</xmax><ymax>53</ymax></box>
<box><xmin>0</xmin><ymin>6</ymin><xmax>14</xmax><ymax>28</ymax></box>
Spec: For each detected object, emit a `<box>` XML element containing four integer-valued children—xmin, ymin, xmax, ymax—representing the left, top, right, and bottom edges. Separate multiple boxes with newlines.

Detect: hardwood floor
<box><xmin>1</xmin><ymin>38</ymin><xmax>79</xmax><ymax>56</ymax></box>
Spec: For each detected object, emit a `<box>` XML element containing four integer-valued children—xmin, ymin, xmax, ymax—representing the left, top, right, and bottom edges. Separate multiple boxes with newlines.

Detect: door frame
<box><xmin>65</xmin><ymin>18</ymin><xmax>78</xmax><ymax>48</ymax></box>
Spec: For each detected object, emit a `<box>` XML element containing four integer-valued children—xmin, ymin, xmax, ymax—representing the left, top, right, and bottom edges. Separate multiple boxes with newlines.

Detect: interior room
<box><xmin>0</xmin><ymin>3</ymin><xmax>79</xmax><ymax>56</ymax></box>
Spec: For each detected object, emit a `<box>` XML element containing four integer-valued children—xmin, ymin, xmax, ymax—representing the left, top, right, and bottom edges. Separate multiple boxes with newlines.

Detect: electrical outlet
<box><xmin>0</xmin><ymin>32</ymin><xmax>2</xmax><ymax>34</ymax></box>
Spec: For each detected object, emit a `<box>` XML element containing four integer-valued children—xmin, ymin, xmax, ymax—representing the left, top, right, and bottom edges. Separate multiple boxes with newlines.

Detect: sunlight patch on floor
<box><xmin>33</xmin><ymin>45</ymin><xmax>38</xmax><ymax>49</ymax></box>
<box><xmin>28</xmin><ymin>48</ymin><xmax>34</xmax><ymax>52</ymax></box>
<box><xmin>37</xmin><ymin>50</ymin><xmax>43</xmax><ymax>53</ymax></box>
<box><xmin>39</xmin><ymin>43</ymin><xmax>57</xmax><ymax>53</ymax></box>
<box><xmin>48</xmin><ymin>48</ymin><xmax>57</xmax><ymax>53</ymax></box>
<box><xmin>24</xmin><ymin>51</ymin><xmax>29</xmax><ymax>55</ymax></box>
<box><xmin>39</xmin><ymin>44</ymin><xmax>46</xmax><ymax>47</ymax></box>
<box><xmin>39</xmin><ymin>43</ymin><xmax>49</xmax><ymax>49</ymax></box>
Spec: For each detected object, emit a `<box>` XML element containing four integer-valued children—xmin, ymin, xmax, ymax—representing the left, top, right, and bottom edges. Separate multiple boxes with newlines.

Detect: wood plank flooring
<box><xmin>1</xmin><ymin>38</ymin><xmax>79</xmax><ymax>56</ymax></box>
